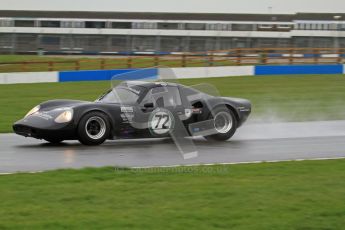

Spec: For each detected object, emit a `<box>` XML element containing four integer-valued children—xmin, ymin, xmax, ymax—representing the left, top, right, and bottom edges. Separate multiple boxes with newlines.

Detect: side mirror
<box><xmin>144</xmin><ymin>102</ymin><xmax>154</xmax><ymax>108</ymax></box>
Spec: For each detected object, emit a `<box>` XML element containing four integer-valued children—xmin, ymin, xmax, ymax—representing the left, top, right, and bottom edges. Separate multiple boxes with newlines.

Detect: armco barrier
<box><xmin>58</xmin><ymin>66</ymin><xmax>253</xmax><ymax>82</ymax></box>
<box><xmin>0</xmin><ymin>71</ymin><xmax>58</xmax><ymax>84</ymax></box>
<box><xmin>170</xmin><ymin>66</ymin><xmax>254</xmax><ymax>79</ymax></box>
<box><xmin>255</xmin><ymin>64</ymin><xmax>344</xmax><ymax>75</ymax></box>
<box><xmin>0</xmin><ymin>65</ymin><xmax>344</xmax><ymax>84</ymax></box>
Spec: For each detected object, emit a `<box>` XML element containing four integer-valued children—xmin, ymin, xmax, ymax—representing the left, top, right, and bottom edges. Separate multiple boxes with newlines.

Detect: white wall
<box><xmin>0</xmin><ymin>72</ymin><xmax>58</xmax><ymax>84</ymax></box>
<box><xmin>169</xmin><ymin>66</ymin><xmax>254</xmax><ymax>79</ymax></box>
<box><xmin>1</xmin><ymin>27</ymin><xmax>345</xmax><ymax>38</ymax></box>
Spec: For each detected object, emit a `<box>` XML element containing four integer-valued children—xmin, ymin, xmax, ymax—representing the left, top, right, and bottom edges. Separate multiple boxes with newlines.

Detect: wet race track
<box><xmin>1</xmin><ymin>120</ymin><xmax>345</xmax><ymax>173</ymax></box>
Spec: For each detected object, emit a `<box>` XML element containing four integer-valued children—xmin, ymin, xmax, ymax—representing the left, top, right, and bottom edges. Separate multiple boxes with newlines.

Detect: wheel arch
<box><xmin>206</xmin><ymin>103</ymin><xmax>240</xmax><ymax>123</ymax></box>
<box><xmin>203</xmin><ymin>103</ymin><xmax>239</xmax><ymax>141</ymax></box>
<box><xmin>76</xmin><ymin>109</ymin><xmax>115</xmax><ymax>137</ymax></box>
<box><xmin>224</xmin><ymin>104</ymin><xmax>240</xmax><ymax>126</ymax></box>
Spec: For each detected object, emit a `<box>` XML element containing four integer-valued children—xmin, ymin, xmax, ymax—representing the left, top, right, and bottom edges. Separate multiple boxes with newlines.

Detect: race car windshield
<box><xmin>97</xmin><ymin>87</ymin><xmax>141</xmax><ymax>104</ymax></box>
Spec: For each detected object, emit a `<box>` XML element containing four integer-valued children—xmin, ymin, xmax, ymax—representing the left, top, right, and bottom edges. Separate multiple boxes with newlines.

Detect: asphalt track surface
<box><xmin>1</xmin><ymin>120</ymin><xmax>345</xmax><ymax>173</ymax></box>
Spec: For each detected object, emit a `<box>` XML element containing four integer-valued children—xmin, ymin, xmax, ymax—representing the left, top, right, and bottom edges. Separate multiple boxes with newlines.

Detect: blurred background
<box><xmin>0</xmin><ymin>9</ymin><xmax>344</xmax><ymax>72</ymax></box>
<box><xmin>0</xmin><ymin>11</ymin><xmax>344</xmax><ymax>54</ymax></box>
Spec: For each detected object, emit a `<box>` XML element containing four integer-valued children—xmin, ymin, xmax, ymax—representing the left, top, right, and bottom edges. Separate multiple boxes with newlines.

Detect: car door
<box><xmin>133</xmin><ymin>85</ymin><xmax>186</xmax><ymax>135</ymax></box>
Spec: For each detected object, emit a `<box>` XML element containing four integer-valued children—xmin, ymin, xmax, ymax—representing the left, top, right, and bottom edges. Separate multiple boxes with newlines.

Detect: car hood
<box><xmin>13</xmin><ymin>100</ymin><xmax>84</xmax><ymax>130</ymax></box>
<box><xmin>15</xmin><ymin>100</ymin><xmax>128</xmax><ymax>130</ymax></box>
<box><xmin>39</xmin><ymin>99</ymin><xmax>91</xmax><ymax>111</ymax></box>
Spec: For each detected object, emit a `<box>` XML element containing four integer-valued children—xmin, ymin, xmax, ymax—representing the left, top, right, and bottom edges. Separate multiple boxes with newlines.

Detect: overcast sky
<box><xmin>0</xmin><ymin>0</ymin><xmax>344</xmax><ymax>14</ymax></box>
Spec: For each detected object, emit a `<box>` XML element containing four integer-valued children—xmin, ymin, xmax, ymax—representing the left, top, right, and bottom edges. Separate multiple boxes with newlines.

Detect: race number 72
<box><xmin>154</xmin><ymin>114</ymin><xmax>170</xmax><ymax>129</ymax></box>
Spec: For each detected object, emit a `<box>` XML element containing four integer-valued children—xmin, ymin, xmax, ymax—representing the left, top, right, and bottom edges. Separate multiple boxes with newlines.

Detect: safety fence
<box><xmin>0</xmin><ymin>47</ymin><xmax>345</xmax><ymax>73</ymax></box>
<box><xmin>0</xmin><ymin>64</ymin><xmax>344</xmax><ymax>84</ymax></box>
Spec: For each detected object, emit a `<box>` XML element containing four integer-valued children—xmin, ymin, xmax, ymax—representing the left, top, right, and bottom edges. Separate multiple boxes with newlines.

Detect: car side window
<box><xmin>141</xmin><ymin>86</ymin><xmax>182</xmax><ymax>107</ymax></box>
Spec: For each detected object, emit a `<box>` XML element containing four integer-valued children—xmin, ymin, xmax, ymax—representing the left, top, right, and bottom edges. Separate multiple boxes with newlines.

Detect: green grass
<box><xmin>0</xmin><ymin>159</ymin><xmax>345</xmax><ymax>229</ymax></box>
<box><xmin>1</xmin><ymin>74</ymin><xmax>345</xmax><ymax>133</ymax></box>
<box><xmin>0</xmin><ymin>55</ymin><xmax>237</xmax><ymax>72</ymax></box>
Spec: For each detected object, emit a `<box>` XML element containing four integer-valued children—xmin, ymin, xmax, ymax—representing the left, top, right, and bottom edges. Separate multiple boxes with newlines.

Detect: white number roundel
<box><xmin>149</xmin><ymin>109</ymin><xmax>173</xmax><ymax>135</ymax></box>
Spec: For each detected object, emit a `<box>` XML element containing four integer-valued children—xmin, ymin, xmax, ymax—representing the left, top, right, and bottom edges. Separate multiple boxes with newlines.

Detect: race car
<box><xmin>13</xmin><ymin>81</ymin><xmax>251</xmax><ymax>145</ymax></box>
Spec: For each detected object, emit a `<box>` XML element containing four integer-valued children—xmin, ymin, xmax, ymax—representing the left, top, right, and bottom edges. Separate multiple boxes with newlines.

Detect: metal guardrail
<box><xmin>0</xmin><ymin>47</ymin><xmax>344</xmax><ymax>73</ymax></box>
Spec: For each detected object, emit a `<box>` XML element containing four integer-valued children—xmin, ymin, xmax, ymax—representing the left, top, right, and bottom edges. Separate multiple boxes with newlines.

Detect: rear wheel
<box><xmin>77</xmin><ymin>112</ymin><xmax>110</xmax><ymax>146</ymax></box>
<box><xmin>204</xmin><ymin>107</ymin><xmax>237</xmax><ymax>141</ymax></box>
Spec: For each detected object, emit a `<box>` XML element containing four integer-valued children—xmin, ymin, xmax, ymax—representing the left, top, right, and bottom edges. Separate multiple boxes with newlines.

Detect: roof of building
<box><xmin>0</xmin><ymin>10</ymin><xmax>294</xmax><ymax>21</ymax></box>
<box><xmin>295</xmin><ymin>13</ymin><xmax>345</xmax><ymax>21</ymax></box>
<box><xmin>0</xmin><ymin>10</ymin><xmax>344</xmax><ymax>22</ymax></box>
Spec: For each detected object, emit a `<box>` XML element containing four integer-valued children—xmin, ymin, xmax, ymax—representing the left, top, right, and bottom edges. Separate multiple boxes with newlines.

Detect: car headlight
<box><xmin>55</xmin><ymin>109</ymin><xmax>73</xmax><ymax>123</ymax></box>
<box><xmin>25</xmin><ymin>105</ymin><xmax>40</xmax><ymax>118</ymax></box>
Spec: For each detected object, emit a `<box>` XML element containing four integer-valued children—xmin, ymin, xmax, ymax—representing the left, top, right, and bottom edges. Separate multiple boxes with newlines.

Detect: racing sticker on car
<box><xmin>121</xmin><ymin>106</ymin><xmax>134</xmax><ymax>113</ymax></box>
<box><xmin>120</xmin><ymin>113</ymin><xmax>134</xmax><ymax>123</ymax></box>
<box><xmin>185</xmin><ymin>109</ymin><xmax>192</xmax><ymax>119</ymax></box>
<box><xmin>149</xmin><ymin>108</ymin><xmax>174</xmax><ymax>135</ymax></box>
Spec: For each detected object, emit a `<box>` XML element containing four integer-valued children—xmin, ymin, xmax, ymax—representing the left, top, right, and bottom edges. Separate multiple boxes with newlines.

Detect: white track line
<box><xmin>0</xmin><ymin>171</ymin><xmax>44</xmax><ymax>176</ymax></box>
<box><xmin>1</xmin><ymin>157</ymin><xmax>345</xmax><ymax>176</ymax></box>
<box><xmin>131</xmin><ymin>157</ymin><xmax>345</xmax><ymax>169</ymax></box>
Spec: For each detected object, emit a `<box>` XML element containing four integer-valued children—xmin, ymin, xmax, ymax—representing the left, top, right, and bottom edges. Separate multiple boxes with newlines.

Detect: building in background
<box><xmin>0</xmin><ymin>11</ymin><xmax>344</xmax><ymax>54</ymax></box>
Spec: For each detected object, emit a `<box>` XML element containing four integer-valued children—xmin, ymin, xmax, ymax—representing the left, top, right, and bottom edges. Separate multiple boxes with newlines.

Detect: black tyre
<box><xmin>44</xmin><ymin>137</ymin><xmax>64</xmax><ymax>144</ymax></box>
<box><xmin>204</xmin><ymin>106</ymin><xmax>237</xmax><ymax>141</ymax></box>
<box><xmin>77</xmin><ymin>111</ymin><xmax>111</xmax><ymax>146</ymax></box>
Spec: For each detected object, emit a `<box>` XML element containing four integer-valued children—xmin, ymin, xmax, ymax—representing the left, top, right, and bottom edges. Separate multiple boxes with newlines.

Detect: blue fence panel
<box><xmin>59</xmin><ymin>68</ymin><xmax>158</xmax><ymax>82</ymax></box>
<box><xmin>255</xmin><ymin>64</ymin><xmax>343</xmax><ymax>75</ymax></box>
<box><xmin>303</xmin><ymin>54</ymin><xmax>321</xmax><ymax>58</ymax></box>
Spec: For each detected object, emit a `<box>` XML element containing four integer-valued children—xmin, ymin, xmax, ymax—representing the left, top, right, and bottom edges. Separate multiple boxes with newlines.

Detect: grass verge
<box><xmin>0</xmin><ymin>159</ymin><xmax>345</xmax><ymax>229</ymax></box>
<box><xmin>1</xmin><ymin>74</ymin><xmax>345</xmax><ymax>133</ymax></box>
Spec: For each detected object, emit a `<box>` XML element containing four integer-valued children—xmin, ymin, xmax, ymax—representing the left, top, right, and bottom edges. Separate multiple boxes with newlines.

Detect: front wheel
<box><xmin>77</xmin><ymin>112</ymin><xmax>111</xmax><ymax>146</ymax></box>
<box><xmin>204</xmin><ymin>107</ymin><xmax>237</xmax><ymax>141</ymax></box>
